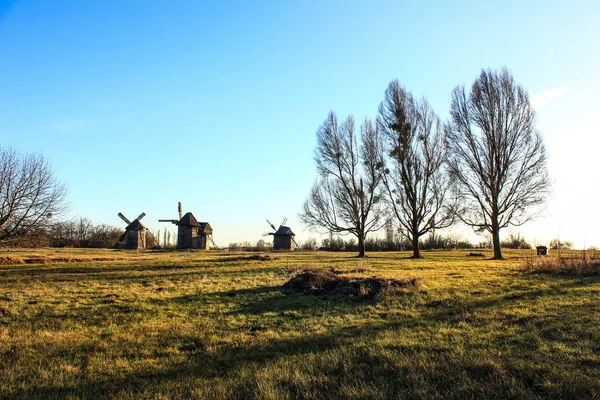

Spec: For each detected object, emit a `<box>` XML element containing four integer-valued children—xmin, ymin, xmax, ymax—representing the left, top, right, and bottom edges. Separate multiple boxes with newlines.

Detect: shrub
<box><xmin>501</xmin><ymin>232</ymin><xmax>531</xmax><ymax>249</ymax></box>
<box><xmin>549</xmin><ymin>239</ymin><xmax>574</xmax><ymax>250</ymax></box>
<box><xmin>301</xmin><ymin>238</ymin><xmax>319</xmax><ymax>251</ymax></box>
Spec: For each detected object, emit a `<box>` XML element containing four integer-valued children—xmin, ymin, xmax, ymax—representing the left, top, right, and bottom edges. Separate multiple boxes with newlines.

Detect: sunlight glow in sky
<box><xmin>1</xmin><ymin>0</ymin><xmax>599</xmax><ymax>248</ymax></box>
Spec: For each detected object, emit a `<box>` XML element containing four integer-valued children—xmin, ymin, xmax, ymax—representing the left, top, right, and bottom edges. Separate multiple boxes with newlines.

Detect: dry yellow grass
<box><xmin>0</xmin><ymin>248</ymin><xmax>599</xmax><ymax>399</ymax></box>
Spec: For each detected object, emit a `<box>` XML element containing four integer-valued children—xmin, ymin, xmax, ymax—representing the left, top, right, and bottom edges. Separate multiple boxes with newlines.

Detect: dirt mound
<box><xmin>283</xmin><ymin>269</ymin><xmax>421</xmax><ymax>298</ymax></box>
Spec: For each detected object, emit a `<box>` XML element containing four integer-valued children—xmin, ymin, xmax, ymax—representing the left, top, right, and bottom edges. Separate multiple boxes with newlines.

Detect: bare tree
<box><xmin>378</xmin><ymin>80</ymin><xmax>455</xmax><ymax>258</ymax></box>
<box><xmin>549</xmin><ymin>238</ymin><xmax>574</xmax><ymax>251</ymax></box>
<box><xmin>76</xmin><ymin>217</ymin><xmax>93</xmax><ymax>245</ymax></box>
<box><xmin>0</xmin><ymin>147</ymin><xmax>68</xmax><ymax>243</ymax></box>
<box><xmin>300</xmin><ymin>112</ymin><xmax>385</xmax><ymax>257</ymax></box>
<box><xmin>90</xmin><ymin>223</ymin><xmax>123</xmax><ymax>248</ymax></box>
<box><xmin>48</xmin><ymin>220</ymin><xmax>77</xmax><ymax>246</ymax></box>
<box><xmin>446</xmin><ymin>68</ymin><xmax>550</xmax><ymax>259</ymax></box>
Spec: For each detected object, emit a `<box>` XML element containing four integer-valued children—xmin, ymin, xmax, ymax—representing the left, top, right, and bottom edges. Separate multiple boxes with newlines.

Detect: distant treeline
<box><xmin>310</xmin><ymin>234</ymin><xmax>476</xmax><ymax>252</ymax></box>
<box><xmin>228</xmin><ymin>232</ymin><xmax>582</xmax><ymax>253</ymax></box>
<box><xmin>0</xmin><ymin>218</ymin><xmax>122</xmax><ymax>248</ymax></box>
<box><xmin>0</xmin><ymin>218</ymin><xmax>167</xmax><ymax>249</ymax></box>
<box><xmin>228</xmin><ymin>232</ymin><xmax>543</xmax><ymax>252</ymax></box>
<box><xmin>3</xmin><ymin>218</ymin><xmax>576</xmax><ymax>252</ymax></box>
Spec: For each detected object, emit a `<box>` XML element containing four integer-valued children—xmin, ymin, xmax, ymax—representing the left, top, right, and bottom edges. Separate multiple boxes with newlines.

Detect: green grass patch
<box><xmin>0</xmin><ymin>249</ymin><xmax>599</xmax><ymax>398</ymax></box>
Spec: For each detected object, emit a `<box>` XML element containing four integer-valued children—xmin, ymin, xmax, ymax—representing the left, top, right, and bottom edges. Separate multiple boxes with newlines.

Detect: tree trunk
<box><xmin>412</xmin><ymin>232</ymin><xmax>422</xmax><ymax>258</ymax></box>
<box><xmin>492</xmin><ymin>216</ymin><xmax>503</xmax><ymax>260</ymax></box>
<box><xmin>357</xmin><ymin>234</ymin><xmax>366</xmax><ymax>258</ymax></box>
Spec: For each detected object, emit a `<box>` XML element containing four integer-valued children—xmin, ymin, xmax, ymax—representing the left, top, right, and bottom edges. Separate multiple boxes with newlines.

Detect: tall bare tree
<box><xmin>76</xmin><ymin>217</ymin><xmax>93</xmax><ymax>244</ymax></box>
<box><xmin>0</xmin><ymin>147</ymin><xmax>68</xmax><ymax>243</ymax></box>
<box><xmin>89</xmin><ymin>223</ymin><xmax>123</xmax><ymax>248</ymax></box>
<box><xmin>446</xmin><ymin>68</ymin><xmax>550</xmax><ymax>259</ymax></box>
<box><xmin>378</xmin><ymin>80</ymin><xmax>455</xmax><ymax>258</ymax></box>
<box><xmin>300</xmin><ymin>111</ymin><xmax>385</xmax><ymax>257</ymax></box>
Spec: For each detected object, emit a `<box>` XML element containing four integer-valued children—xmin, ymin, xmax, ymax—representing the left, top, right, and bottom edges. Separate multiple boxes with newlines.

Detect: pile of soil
<box><xmin>283</xmin><ymin>268</ymin><xmax>420</xmax><ymax>298</ymax></box>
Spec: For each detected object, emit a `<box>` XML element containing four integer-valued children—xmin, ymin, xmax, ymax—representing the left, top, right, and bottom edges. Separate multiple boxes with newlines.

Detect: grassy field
<box><xmin>0</xmin><ymin>248</ymin><xmax>599</xmax><ymax>399</ymax></box>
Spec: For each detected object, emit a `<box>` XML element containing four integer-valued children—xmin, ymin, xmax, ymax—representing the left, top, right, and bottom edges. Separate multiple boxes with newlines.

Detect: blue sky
<box><xmin>1</xmin><ymin>1</ymin><xmax>599</xmax><ymax>248</ymax></box>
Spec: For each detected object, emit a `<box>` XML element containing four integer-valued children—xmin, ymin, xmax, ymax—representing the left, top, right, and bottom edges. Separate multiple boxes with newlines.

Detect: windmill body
<box><xmin>117</xmin><ymin>212</ymin><xmax>147</xmax><ymax>250</ymax></box>
<box><xmin>264</xmin><ymin>219</ymin><xmax>296</xmax><ymax>251</ymax></box>
<box><xmin>159</xmin><ymin>202</ymin><xmax>213</xmax><ymax>250</ymax></box>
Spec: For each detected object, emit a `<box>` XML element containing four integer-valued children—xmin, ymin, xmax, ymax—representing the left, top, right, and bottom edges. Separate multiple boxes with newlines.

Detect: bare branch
<box><xmin>446</xmin><ymin>68</ymin><xmax>551</xmax><ymax>259</ymax></box>
<box><xmin>300</xmin><ymin>112</ymin><xmax>385</xmax><ymax>257</ymax></box>
<box><xmin>0</xmin><ymin>147</ymin><xmax>68</xmax><ymax>242</ymax></box>
<box><xmin>378</xmin><ymin>80</ymin><xmax>456</xmax><ymax>258</ymax></box>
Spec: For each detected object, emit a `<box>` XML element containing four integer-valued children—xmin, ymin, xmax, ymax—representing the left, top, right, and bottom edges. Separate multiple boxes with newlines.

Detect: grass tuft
<box><xmin>0</xmin><ymin>255</ymin><xmax>24</xmax><ymax>265</ymax></box>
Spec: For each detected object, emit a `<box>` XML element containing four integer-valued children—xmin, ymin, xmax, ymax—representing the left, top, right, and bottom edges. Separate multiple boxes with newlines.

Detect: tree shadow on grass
<box><xmin>169</xmin><ymin>284</ymin><xmax>374</xmax><ymax>317</ymax></box>
<box><xmin>0</xmin><ymin>263</ymin><xmax>288</xmax><ymax>284</ymax></box>
<box><xmin>7</xmin><ymin>265</ymin><xmax>600</xmax><ymax>398</ymax></box>
<box><xmin>8</xmin><ymin>275</ymin><xmax>600</xmax><ymax>399</ymax></box>
<box><xmin>424</xmin><ymin>277</ymin><xmax>598</xmax><ymax>324</ymax></box>
<box><xmin>8</xmin><ymin>320</ymin><xmax>414</xmax><ymax>400</ymax></box>
<box><xmin>12</xmin><ymin>311</ymin><xmax>599</xmax><ymax>400</ymax></box>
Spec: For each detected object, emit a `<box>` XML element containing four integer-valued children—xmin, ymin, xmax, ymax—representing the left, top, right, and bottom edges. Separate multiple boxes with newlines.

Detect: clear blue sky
<box><xmin>1</xmin><ymin>0</ymin><xmax>599</xmax><ymax>248</ymax></box>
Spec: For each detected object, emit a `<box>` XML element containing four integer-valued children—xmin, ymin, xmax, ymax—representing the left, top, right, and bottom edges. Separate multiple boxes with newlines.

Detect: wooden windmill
<box><xmin>117</xmin><ymin>212</ymin><xmax>147</xmax><ymax>250</ymax></box>
<box><xmin>159</xmin><ymin>202</ymin><xmax>213</xmax><ymax>250</ymax></box>
<box><xmin>263</xmin><ymin>218</ymin><xmax>297</xmax><ymax>251</ymax></box>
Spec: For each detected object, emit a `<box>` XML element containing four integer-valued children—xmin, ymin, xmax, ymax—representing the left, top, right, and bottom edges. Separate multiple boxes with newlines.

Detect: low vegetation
<box><xmin>1</xmin><ymin>248</ymin><xmax>599</xmax><ymax>399</ymax></box>
<box><xmin>523</xmin><ymin>250</ymin><xmax>600</xmax><ymax>276</ymax></box>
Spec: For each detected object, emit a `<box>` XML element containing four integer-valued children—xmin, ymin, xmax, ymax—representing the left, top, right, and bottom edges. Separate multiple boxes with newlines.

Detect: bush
<box><xmin>301</xmin><ymin>238</ymin><xmax>319</xmax><ymax>251</ymax></box>
<box><xmin>501</xmin><ymin>232</ymin><xmax>531</xmax><ymax>249</ymax></box>
<box><xmin>549</xmin><ymin>239</ymin><xmax>574</xmax><ymax>250</ymax></box>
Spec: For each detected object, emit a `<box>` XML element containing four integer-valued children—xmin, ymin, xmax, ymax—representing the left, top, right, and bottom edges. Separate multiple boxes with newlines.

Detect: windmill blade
<box><xmin>209</xmin><ymin>235</ymin><xmax>221</xmax><ymax>251</ymax></box>
<box><xmin>281</xmin><ymin>217</ymin><xmax>288</xmax><ymax>226</ymax></box>
<box><xmin>266</xmin><ymin>219</ymin><xmax>277</xmax><ymax>231</ymax></box>
<box><xmin>146</xmin><ymin>229</ymin><xmax>160</xmax><ymax>249</ymax></box>
<box><xmin>262</xmin><ymin>233</ymin><xmax>272</xmax><ymax>237</ymax></box>
<box><xmin>118</xmin><ymin>212</ymin><xmax>131</xmax><ymax>224</ymax></box>
<box><xmin>137</xmin><ymin>212</ymin><xmax>146</xmax><ymax>221</ymax></box>
<box><xmin>178</xmin><ymin>202</ymin><xmax>182</xmax><ymax>220</ymax></box>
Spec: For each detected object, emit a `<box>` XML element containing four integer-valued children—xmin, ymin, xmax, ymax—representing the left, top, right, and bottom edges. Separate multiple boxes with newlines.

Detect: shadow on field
<box><xmin>5</xmin><ymin>262</ymin><xmax>600</xmax><ymax>398</ymax></box>
<box><xmin>0</xmin><ymin>263</ymin><xmax>285</xmax><ymax>284</ymax></box>
<box><xmin>8</xmin><ymin>280</ymin><xmax>600</xmax><ymax>399</ymax></box>
<box><xmin>15</xmin><ymin>308</ymin><xmax>598</xmax><ymax>400</ymax></box>
<box><xmin>425</xmin><ymin>277</ymin><xmax>597</xmax><ymax>324</ymax></box>
<box><xmin>165</xmin><ymin>286</ymin><xmax>286</xmax><ymax>306</ymax></box>
<box><xmin>11</xmin><ymin>321</ymin><xmax>415</xmax><ymax>400</ymax></box>
<box><xmin>168</xmin><ymin>284</ymin><xmax>373</xmax><ymax>316</ymax></box>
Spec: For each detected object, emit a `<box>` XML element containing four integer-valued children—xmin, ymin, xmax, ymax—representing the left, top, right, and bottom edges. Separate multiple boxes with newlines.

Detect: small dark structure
<box><xmin>536</xmin><ymin>245</ymin><xmax>548</xmax><ymax>256</ymax></box>
<box><xmin>159</xmin><ymin>202</ymin><xmax>213</xmax><ymax>250</ymax></box>
<box><xmin>264</xmin><ymin>218</ymin><xmax>297</xmax><ymax>251</ymax></box>
<box><xmin>117</xmin><ymin>212</ymin><xmax>147</xmax><ymax>250</ymax></box>
<box><xmin>87</xmin><ymin>240</ymin><xmax>107</xmax><ymax>248</ymax></box>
